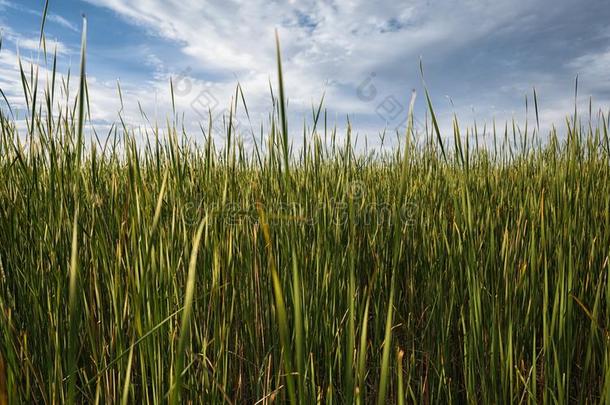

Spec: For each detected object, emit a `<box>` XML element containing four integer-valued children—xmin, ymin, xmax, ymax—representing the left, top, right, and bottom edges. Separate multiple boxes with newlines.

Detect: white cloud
<box><xmin>1</xmin><ymin>24</ymin><xmax>72</xmax><ymax>56</ymax></box>
<box><xmin>17</xmin><ymin>37</ymin><xmax>71</xmax><ymax>55</ymax></box>
<box><xmin>83</xmin><ymin>0</ymin><xmax>549</xmax><ymax>138</ymax></box>
<box><xmin>3</xmin><ymin>0</ymin><xmax>608</xmax><ymax>149</ymax></box>
<box><xmin>48</xmin><ymin>14</ymin><xmax>79</xmax><ymax>32</ymax></box>
<box><xmin>568</xmin><ymin>48</ymin><xmax>610</xmax><ymax>92</ymax></box>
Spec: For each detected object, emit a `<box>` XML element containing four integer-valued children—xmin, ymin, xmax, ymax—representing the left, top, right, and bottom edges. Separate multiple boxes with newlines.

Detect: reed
<box><xmin>1</xmin><ymin>13</ymin><xmax>610</xmax><ymax>405</ymax></box>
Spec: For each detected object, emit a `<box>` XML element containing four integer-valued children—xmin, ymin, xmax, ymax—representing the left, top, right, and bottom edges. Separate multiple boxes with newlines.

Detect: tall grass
<box><xmin>1</xmin><ymin>16</ymin><xmax>610</xmax><ymax>405</ymax></box>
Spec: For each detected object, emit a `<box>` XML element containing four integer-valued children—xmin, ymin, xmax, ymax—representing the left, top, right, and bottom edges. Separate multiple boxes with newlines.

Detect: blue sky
<box><xmin>1</xmin><ymin>0</ymin><xmax>610</xmax><ymax>147</ymax></box>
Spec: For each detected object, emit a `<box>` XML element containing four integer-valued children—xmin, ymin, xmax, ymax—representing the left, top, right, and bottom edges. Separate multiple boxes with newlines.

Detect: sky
<box><xmin>1</xmin><ymin>0</ymin><xmax>610</xmax><ymax>148</ymax></box>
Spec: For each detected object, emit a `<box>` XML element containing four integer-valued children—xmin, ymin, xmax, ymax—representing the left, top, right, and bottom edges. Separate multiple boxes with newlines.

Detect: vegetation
<box><xmin>1</xmin><ymin>15</ymin><xmax>610</xmax><ymax>405</ymax></box>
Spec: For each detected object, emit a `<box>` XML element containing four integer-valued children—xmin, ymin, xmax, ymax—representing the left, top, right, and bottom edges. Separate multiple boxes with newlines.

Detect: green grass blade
<box><xmin>170</xmin><ymin>218</ymin><xmax>207</xmax><ymax>405</ymax></box>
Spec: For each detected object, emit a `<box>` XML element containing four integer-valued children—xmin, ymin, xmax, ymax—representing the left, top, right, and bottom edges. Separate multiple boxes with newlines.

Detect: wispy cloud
<box><xmin>48</xmin><ymin>14</ymin><xmax>79</xmax><ymax>32</ymax></box>
<box><xmin>0</xmin><ymin>1</ymin><xmax>77</xmax><ymax>32</ymax></box>
<box><xmin>83</xmin><ymin>0</ymin><xmax>559</xmax><ymax>134</ymax></box>
<box><xmin>0</xmin><ymin>27</ymin><xmax>71</xmax><ymax>56</ymax></box>
<box><xmin>2</xmin><ymin>0</ymin><xmax>610</xmax><ymax>144</ymax></box>
<box><xmin>569</xmin><ymin>48</ymin><xmax>610</xmax><ymax>92</ymax></box>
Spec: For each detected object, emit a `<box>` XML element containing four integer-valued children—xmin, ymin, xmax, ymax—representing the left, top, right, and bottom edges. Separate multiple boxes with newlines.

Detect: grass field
<box><xmin>1</xmin><ymin>18</ymin><xmax>610</xmax><ymax>405</ymax></box>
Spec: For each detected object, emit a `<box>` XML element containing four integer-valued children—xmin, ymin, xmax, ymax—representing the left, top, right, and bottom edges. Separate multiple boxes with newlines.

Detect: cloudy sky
<box><xmin>1</xmin><ymin>0</ymin><xmax>609</xmax><ymax>147</ymax></box>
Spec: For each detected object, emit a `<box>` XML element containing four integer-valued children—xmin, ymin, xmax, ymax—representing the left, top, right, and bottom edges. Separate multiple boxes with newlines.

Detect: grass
<box><xmin>1</xmin><ymin>16</ymin><xmax>610</xmax><ymax>405</ymax></box>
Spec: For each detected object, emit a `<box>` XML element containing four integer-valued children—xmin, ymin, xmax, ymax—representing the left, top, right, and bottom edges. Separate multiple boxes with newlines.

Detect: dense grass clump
<box><xmin>2</xmin><ymin>24</ymin><xmax>610</xmax><ymax>405</ymax></box>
